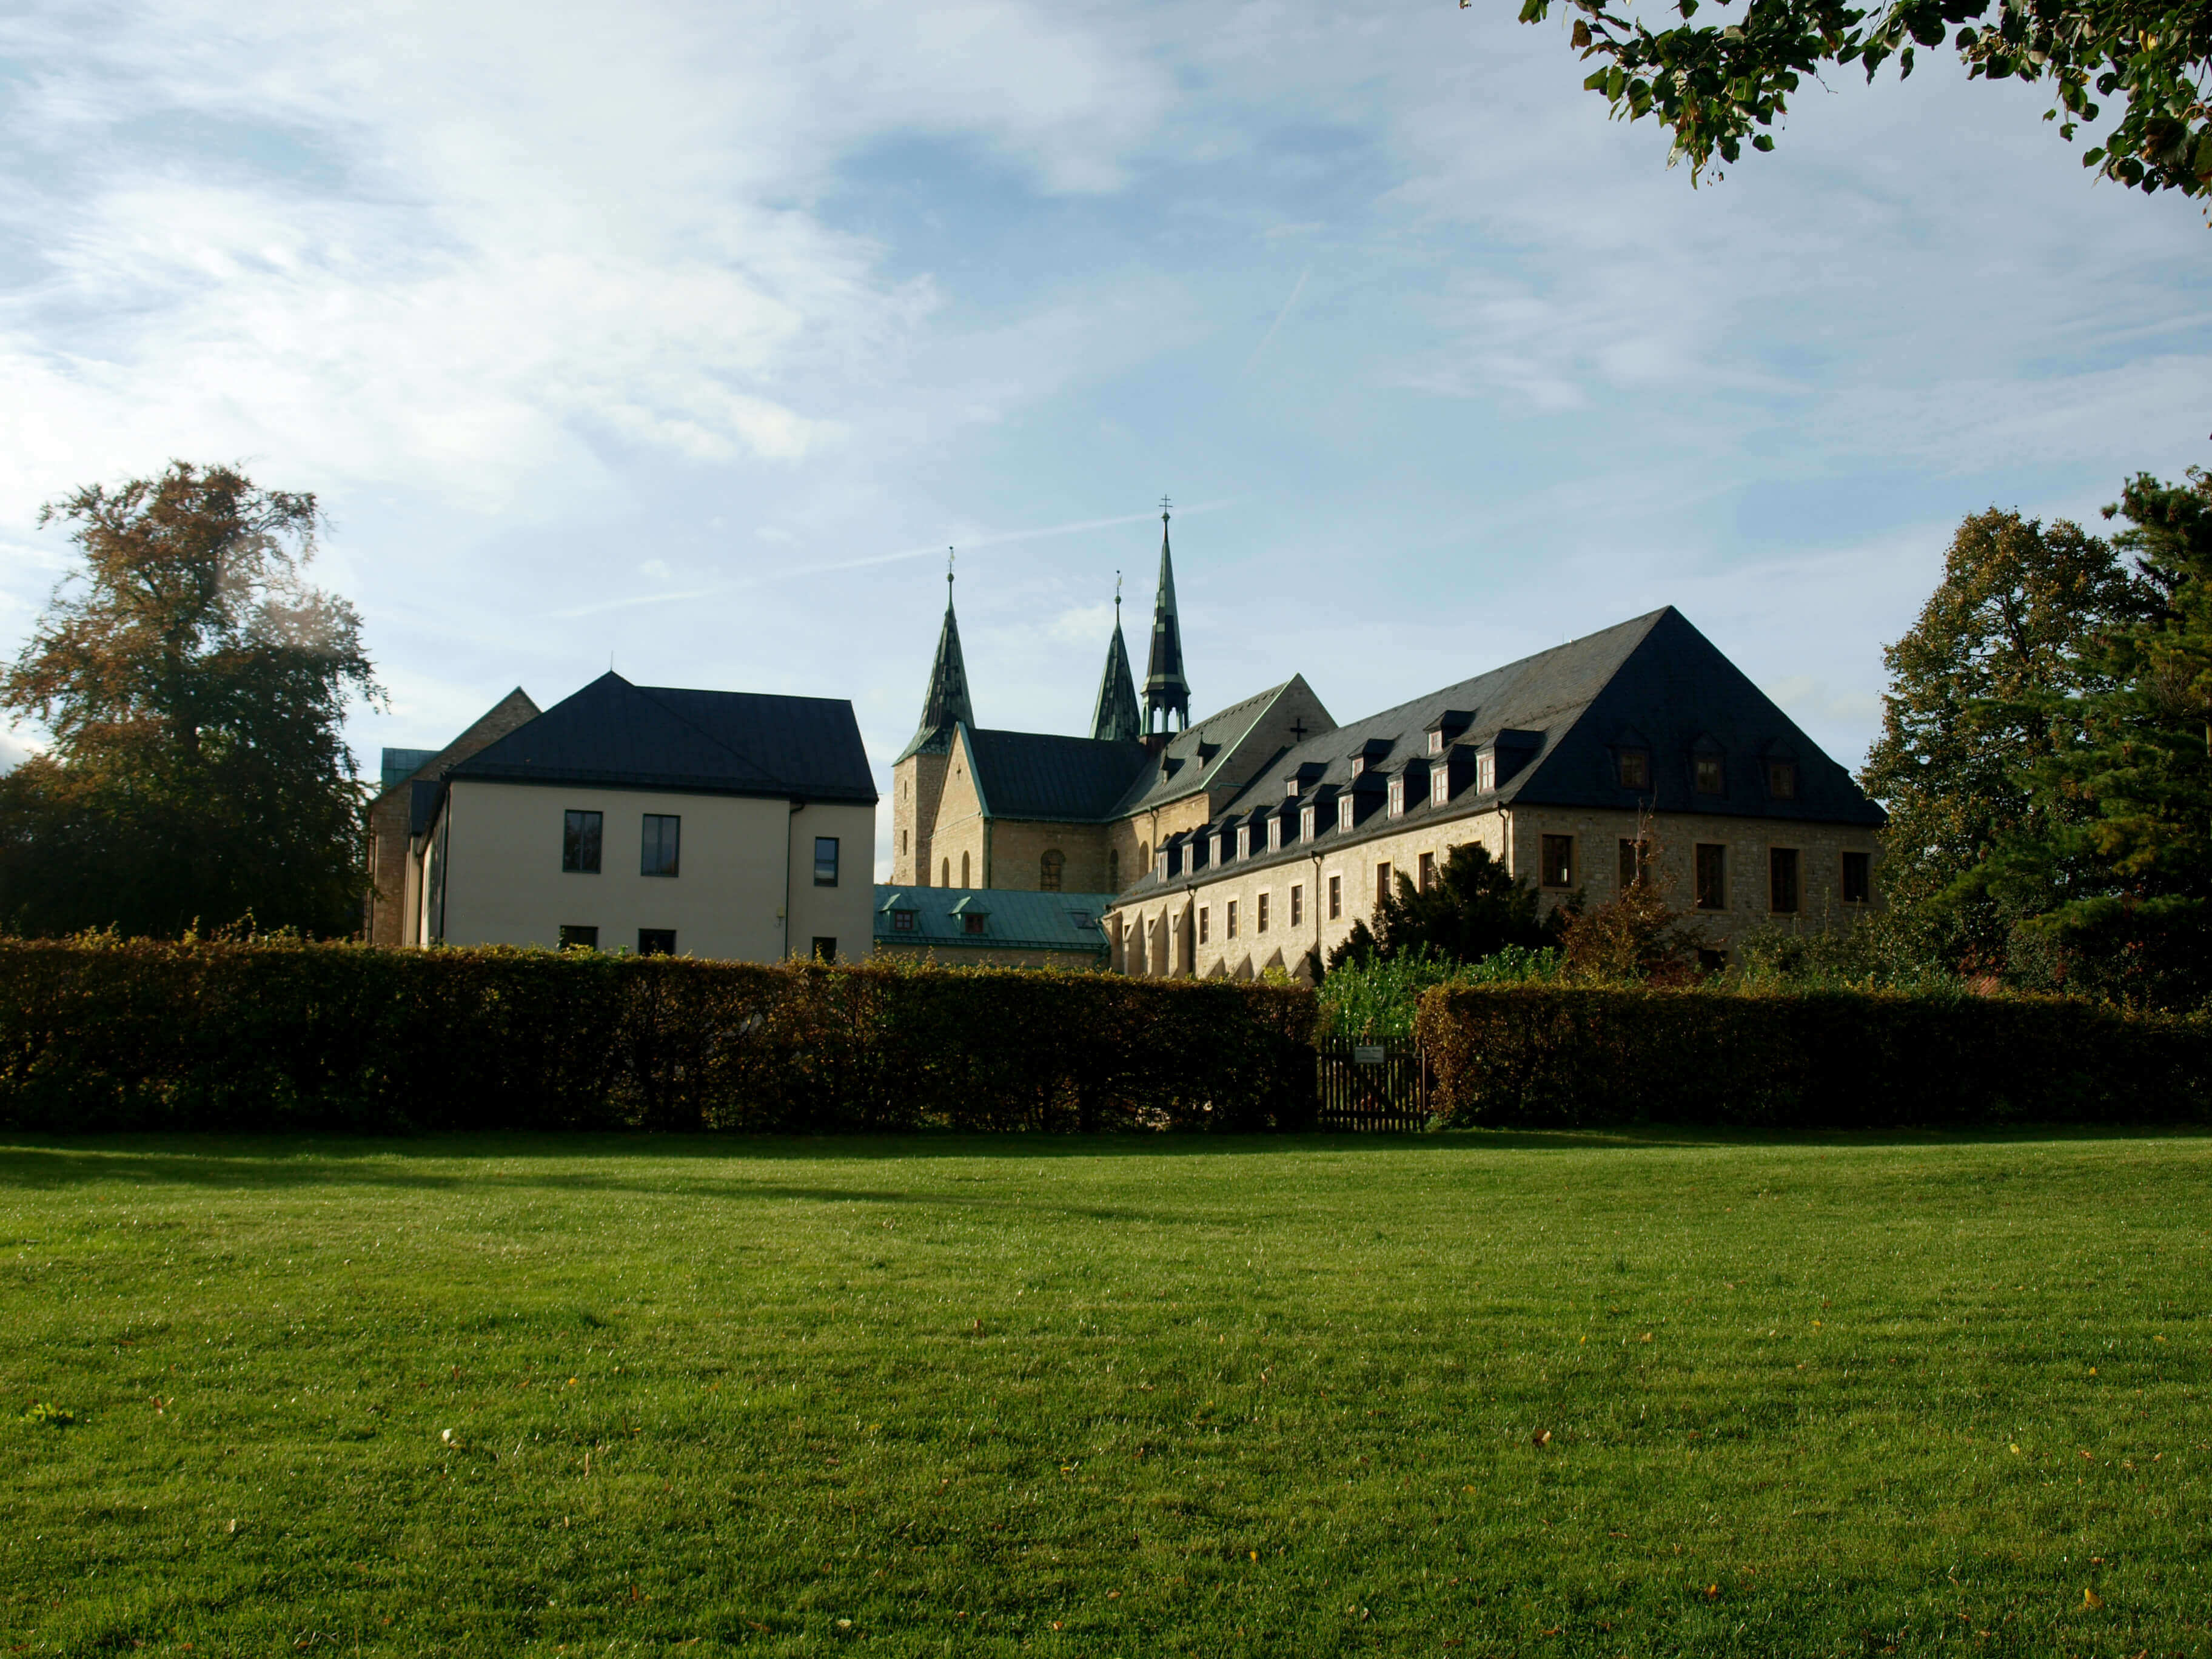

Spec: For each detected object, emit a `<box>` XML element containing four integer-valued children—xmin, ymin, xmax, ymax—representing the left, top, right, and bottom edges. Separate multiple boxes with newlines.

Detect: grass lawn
<box><xmin>1</xmin><ymin>1131</ymin><xmax>2208</xmax><ymax>1657</ymax></box>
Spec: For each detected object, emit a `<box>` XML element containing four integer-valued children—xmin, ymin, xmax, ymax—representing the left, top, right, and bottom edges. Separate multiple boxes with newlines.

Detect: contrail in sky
<box><xmin>1242</xmin><ymin>266</ymin><xmax>1311</xmax><ymax>376</ymax></box>
<box><xmin>548</xmin><ymin>500</ymin><xmax>1237</xmax><ymax>620</ymax></box>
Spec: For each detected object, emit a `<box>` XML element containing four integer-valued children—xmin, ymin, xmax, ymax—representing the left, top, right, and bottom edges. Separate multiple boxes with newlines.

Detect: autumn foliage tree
<box><xmin>0</xmin><ymin>463</ymin><xmax>380</xmax><ymax>937</ymax></box>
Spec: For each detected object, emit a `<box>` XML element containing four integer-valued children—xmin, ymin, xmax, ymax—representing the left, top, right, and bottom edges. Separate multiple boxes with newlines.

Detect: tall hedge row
<box><xmin>0</xmin><ymin>940</ymin><xmax>1316</xmax><ymax>1134</ymax></box>
<box><xmin>1418</xmin><ymin>983</ymin><xmax>2212</xmax><ymax>1128</ymax></box>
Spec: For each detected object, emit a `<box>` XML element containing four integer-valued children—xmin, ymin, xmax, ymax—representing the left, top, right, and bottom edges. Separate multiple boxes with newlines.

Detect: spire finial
<box><xmin>1115</xmin><ymin>569</ymin><xmax>1122</xmax><ymax>622</ymax></box>
<box><xmin>947</xmin><ymin>546</ymin><xmax>955</xmax><ymax>590</ymax></box>
<box><xmin>1159</xmin><ymin>493</ymin><xmax>1171</xmax><ymax>523</ymax></box>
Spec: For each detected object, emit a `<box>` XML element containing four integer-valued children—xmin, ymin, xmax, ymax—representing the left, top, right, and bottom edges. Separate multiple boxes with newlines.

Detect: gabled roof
<box><xmin>1110</xmin><ymin>676</ymin><xmax>1332</xmax><ymax>817</ymax></box>
<box><xmin>449</xmin><ymin>672</ymin><xmax>876</xmax><ymax>803</ymax></box>
<box><xmin>874</xmin><ymin>885</ymin><xmax>1113</xmax><ymax>957</ymax></box>
<box><xmin>1113</xmin><ymin>608</ymin><xmax>1883</xmax><ymax>900</ymax></box>
<box><xmin>961</xmin><ymin>726</ymin><xmax>1151</xmax><ymax>822</ymax></box>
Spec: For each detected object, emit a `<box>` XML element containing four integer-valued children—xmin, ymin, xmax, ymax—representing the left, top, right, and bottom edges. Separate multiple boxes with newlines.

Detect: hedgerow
<box><xmin>0</xmin><ymin>939</ymin><xmax>1316</xmax><ymax>1134</ymax></box>
<box><xmin>1418</xmin><ymin>982</ymin><xmax>2212</xmax><ymax>1129</ymax></box>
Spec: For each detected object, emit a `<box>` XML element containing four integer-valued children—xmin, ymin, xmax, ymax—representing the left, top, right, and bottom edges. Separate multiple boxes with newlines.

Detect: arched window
<box><xmin>1138</xmin><ymin>841</ymin><xmax>1150</xmax><ymax>873</ymax></box>
<box><xmin>1040</xmin><ymin>850</ymin><xmax>1065</xmax><ymax>892</ymax></box>
<box><xmin>960</xmin><ymin>851</ymin><xmax>971</xmax><ymax>887</ymax></box>
<box><xmin>940</xmin><ymin>857</ymin><xmax>950</xmax><ymax>887</ymax></box>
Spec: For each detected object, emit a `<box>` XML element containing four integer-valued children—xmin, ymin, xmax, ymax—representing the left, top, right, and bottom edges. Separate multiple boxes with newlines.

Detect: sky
<box><xmin>2</xmin><ymin>0</ymin><xmax>2207</xmax><ymax>878</ymax></box>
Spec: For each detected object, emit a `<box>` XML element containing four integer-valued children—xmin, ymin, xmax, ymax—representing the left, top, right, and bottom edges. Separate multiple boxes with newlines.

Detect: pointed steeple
<box><xmin>1143</xmin><ymin>499</ymin><xmax>1190</xmax><ymax>736</ymax></box>
<box><xmin>897</xmin><ymin>550</ymin><xmax>974</xmax><ymax>762</ymax></box>
<box><xmin>1091</xmin><ymin>572</ymin><xmax>1141</xmax><ymax>743</ymax></box>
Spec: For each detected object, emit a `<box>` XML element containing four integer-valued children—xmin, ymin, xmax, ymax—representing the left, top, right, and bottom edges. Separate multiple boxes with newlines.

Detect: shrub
<box><xmin>0</xmin><ymin>939</ymin><xmax>1316</xmax><ymax>1134</ymax></box>
<box><xmin>1317</xmin><ymin>945</ymin><xmax>1560</xmax><ymax>1044</ymax></box>
<box><xmin>1418</xmin><ymin>982</ymin><xmax>2212</xmax><ymax>1129</ymax></box>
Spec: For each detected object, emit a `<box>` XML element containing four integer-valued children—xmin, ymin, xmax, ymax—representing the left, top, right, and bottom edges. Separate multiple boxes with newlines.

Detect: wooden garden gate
<box><xmin>1314</xmin><ymin>1041</ymin><xmax>1430</xmax><ymax>1132</ymax></box>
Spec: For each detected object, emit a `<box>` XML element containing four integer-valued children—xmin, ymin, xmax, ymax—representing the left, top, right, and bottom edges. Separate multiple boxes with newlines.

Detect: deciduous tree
<box><xmin>0</xmin><ymin>463</ymin><xmax>380</xmax><ymax>937</ymax></box>
<box><xmin>1503</xmin><ymin>0</ymin><xmax>2212</xmax><ymax>215</ymax></box>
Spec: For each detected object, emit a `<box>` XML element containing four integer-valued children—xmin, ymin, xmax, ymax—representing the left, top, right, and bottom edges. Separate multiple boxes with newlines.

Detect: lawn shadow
<box><xmin>0</xmin><ymin>1122</ymin><xmax>2202</xmax><ymax>1210</ymax></box>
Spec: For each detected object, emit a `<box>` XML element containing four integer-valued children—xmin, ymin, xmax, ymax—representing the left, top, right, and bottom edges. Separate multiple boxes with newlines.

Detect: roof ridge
<box><xmin>625</xmin><ymin>679</ymin><xmax>785</xmax><ymax>787</ymax></box>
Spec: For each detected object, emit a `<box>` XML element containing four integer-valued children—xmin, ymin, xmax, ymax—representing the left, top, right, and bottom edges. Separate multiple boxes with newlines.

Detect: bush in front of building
<box><xmin>1416</xmin><ymin>982</ymin><xmax>2212</xmax><ymax>1128</ymax></box>
<box><xmin>0</xmin><ymin>938</ymin><xmax>1316</xmax><ymax>1135</ymax></box>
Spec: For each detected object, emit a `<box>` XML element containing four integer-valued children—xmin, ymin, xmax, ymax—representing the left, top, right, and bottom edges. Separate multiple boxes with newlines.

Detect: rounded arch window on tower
<box><xmin>940</xmin><ymin>857</ymin><xmax>950</xmax><ymax>888</ymax></box>
<box><xmin>1138</xmin><ymin>841</ymin><xmax>1150</xmax><ymax>874</ymax></box>
<box><xmin>960</xmin><ymin>851</ymin><xmax>971</xmax><ymax>887</ymax></box>
<box><xmin>1039</xmin><ymin>850</ymin><xmax>1064</xmax><ymax>892</ymax></box>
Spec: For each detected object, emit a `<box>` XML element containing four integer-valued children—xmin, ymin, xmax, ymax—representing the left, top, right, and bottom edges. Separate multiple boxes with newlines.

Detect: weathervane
<box><xmin>947</xmin><ymin>546</ymin><xmax>955</xmax><ymax>590</ymax></box>
<box><xmin>1115</xmin><ymin>569</ymin><xmax>1122</xmax><ymax>622</ymax></box>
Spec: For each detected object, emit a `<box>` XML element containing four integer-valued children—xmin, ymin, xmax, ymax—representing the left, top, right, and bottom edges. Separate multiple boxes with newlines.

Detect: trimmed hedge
<box><xmin>0</xmin><ymin>940</ymin><xmax>1316</xmax><ymax>1134</ymax></box>
<box><xmin>1418</xmin><ymin>983</ymin><xmax>2212</xmax><ymax>1128</ymax></box>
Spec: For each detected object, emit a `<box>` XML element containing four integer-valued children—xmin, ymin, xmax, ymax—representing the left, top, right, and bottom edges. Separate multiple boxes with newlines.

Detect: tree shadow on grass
<box><xmin>0</xmin><ymin>1124</ymin><xmax>2202</xmax><ymax>1206</ymax></box>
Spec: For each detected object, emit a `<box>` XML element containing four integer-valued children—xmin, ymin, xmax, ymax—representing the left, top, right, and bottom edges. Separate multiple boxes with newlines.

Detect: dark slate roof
<box><xmin>964</xmin><ymin>727</ymin><xmax>1151</xmax><ymax>822</ymax></box>
<box><xmin>897</xmin><ymin>581</ymin><xmax>975</xmax><ymax>763</ymax></box>
<box><xmin>874</xmin><ymin>885</ymin><xmax>1113</xmax><ymax>957</ymax></box>
<box><xmin>1113</xmin><ymin>608</ymin><xmax>1883</xmax><ymax>900</ymax></box>
<box><xmin>449</xmin><ymin>672</ymin><xmax>876</xmax><ymax>803</ymax></box>
<box><xmin>1108</xmin><ymin>677</ymin><xmax>1327</xmax><ymax>818</ymax></box>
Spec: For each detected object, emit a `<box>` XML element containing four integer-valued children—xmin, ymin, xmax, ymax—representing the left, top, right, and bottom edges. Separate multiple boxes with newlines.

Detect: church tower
<box><xmin>892</xmin><ymin>555</ymin><xmax>972</xmax><ymax>886</ymax></box>
<box><xmin>1143</xmin><ymin>504</ymin><xmax>1191</xmax><ymax>739</ymax></box>
<box><xmin>1090</xmin><ymin>578</ymin><xmax>1141</xmax><ymax>744</ymax></box>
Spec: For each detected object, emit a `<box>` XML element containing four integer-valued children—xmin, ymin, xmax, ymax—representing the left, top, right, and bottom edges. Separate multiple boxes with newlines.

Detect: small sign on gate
<box><xmin>1352</xmin><ymin>1045</ymin><xmax>1387</xmax><ymax>1066</ymax></box>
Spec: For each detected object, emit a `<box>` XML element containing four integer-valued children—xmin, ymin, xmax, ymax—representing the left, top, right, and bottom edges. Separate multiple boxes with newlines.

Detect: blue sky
<box><xmin>3</xmin><ymin>0</ymin><xmax>2207</xmax><ymax>876</ymax></box>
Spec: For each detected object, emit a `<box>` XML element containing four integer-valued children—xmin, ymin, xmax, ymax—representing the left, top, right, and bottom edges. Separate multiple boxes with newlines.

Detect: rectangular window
<box><xmin>1617</xmin><ymin>750</ymin><xmax>1651</xmax><ymax>791</ymax></box>
<box><xmin>1388</xmin><ymin>777</ymin><xmax>1404</xmax><ymax>817</ymax></box>
<box><xmin>562</xmin><ymin>809</ymin><xmax>603</xmax><ymax>873</ymax></box>
<box><xmin>1199</xmin><ymin>907</ymin><xmax>1210</xmax><ymax>945</ymax></box>
<box><xmin>1769</xmin><ymin>847</ymin><xmax>1800</xmax><ymax>914</ymax></box>
<box><xmin>1337</xmin><ymin>796</ymin><xmax>1353</xmax><ymax>833</ymax></box>
<box><xmin>1694</xmin><ymin>843</ymin><xmax>1727</xmax><ymax>910</ymax></box>
<box><xmin>964</xmin><ymin>913</ymin><xmax>986</xmax><ymax>935</ymax></box>
<box><xmin>1432</xmin><ymin>768</ymin><xmax>1448</xmax><ymax>808</ymax></box>
<box><xmin>1329</xmin><ymin>874</ymin><xmax>1341</xmax><ymax>920</ymax></box>
<box><xmin>813</xmin><ymin>836</ymin><xmax>840</xmax><ymax>886</ymax></box>
<box><xmin>637</xmin><ymin>928</ymin><xmax>676</xmax><ymax>956</ymax></box>
<box><xmin>1541</xmin><ymin>834</ymin><xmax>1575</xmax><ymax>888</ymax></box>
<box><xmin>1237</xmin><ymin>825</ymin><xmax>1251</xmax><ymax>860</ymax></box>
<box><xmin>1477</xmin><ymin>752</ymin><xmax>1496</xmax><ymax>793</ymax></box>
<box><xmin>811</xmin><ymin>936</ymin><xmax>837</xmax><ymax>962</ymax></box>
<box><xmin>1227</xmin><ymin>900</ymin><xmax>1238</xmax><ymax>940</ymax></box>
<box><xmin>1428</xmin><ymin>729</ymin><xmax>1443</xmax><ymax>756</ymax></box>
<box><xmin>1842</xmin><ymin>850</ymin><xmax>1872</xmax><ymax>905</ymax></box>
<box><xmin>1418</xmin><ymin>851</ymin><xmax>1435</xmax><ymax>891</ymax></box>
<box><xmin>1376</xmin><ymin>862</ymin><xmax>1392</xmax><ymax>905</ymax></box>
<box><xmin>1301</xmin><ymin>804</ymin><xmax>1316</xmax><ymax>839</ymax></box>
<box><xmin>641</xmin><ymin>814</ymin><xmax>680</xmax><ymax>877</ymax></box>
<box><xmin>558</xmin><ymin>924</ymin><xmax>598</xmax><ymax>950</ymax></box>
<box><xmin>1768</xmin><ymin>760</ymin><xmax>1798</xmax><ymax>800</ymax></box>
<box><xmin>1258</xmin><ymin>893</ymin><xmax>1270</xmax><ymax>933</ymax></box>
<box><xmin>1291</xmin><ymin>884</ymin><xmax>1303</xmax><ymax>927</ymax></box>
<box><xmin>891</xmin><ymin>910</ymin><xmax>916</xmax><ymax>933</ymax></box>
<box><xmin>1694</xmin><ymin>754</ymin><xmax>1725</xmax><ymax>795</ymax></box>
<box><xmin>1267</xmin><ymin>815</ymin><xmax>1282</xmax><ymax>852</ymax></box>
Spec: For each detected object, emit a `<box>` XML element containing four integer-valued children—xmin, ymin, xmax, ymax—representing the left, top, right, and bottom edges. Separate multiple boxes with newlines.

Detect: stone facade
<box><xmin>1107</xmin><ymin>803</ymin><xmax>1884</xmax><ymax>979</ymax></box>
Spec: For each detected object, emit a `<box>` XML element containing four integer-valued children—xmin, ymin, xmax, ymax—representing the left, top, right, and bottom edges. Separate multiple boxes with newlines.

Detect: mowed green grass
<box><xmin>1</xmin><ymin>1133</ymin><xmax>2208</xmax><ymax>1657</ymax></box>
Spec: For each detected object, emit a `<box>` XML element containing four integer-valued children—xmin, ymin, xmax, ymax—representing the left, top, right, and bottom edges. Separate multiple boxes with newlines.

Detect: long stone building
<box><xmin>896</xmin><ymin>512</ymin><xmax>1887</xmax><ymax>977</ymax></box>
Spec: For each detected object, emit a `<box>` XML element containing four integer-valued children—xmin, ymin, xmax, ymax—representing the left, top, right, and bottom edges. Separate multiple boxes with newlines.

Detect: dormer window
<box><xmin>1617</xmin><ymin>749</ymin><xmax>1651</xmax><ymax>791</ymax></box>
<box><xmin>1285</xmin><ymin>776</ymin><xmax>1301</xmax><ymax>797</ymax></box>
<box><xmin>1211</xmin><ymin>831</ymin><xmax>1225</xmax><ymax>866</ymax></box>
<box><xmin>1236</xmin><ymin>823</ymin><xmax>1252</xmax><ymax>860</ymax></box>
<box><xmin>1337</xmin><ymin>795</ymin><xmax>1353</xmax><ymax>832</ymax></box>
<box><xmin>1694</xmin><ymin>751</ymin><xmax>1725</xmax><ymax>795</ymax></box>
<box><xmin>1768</xmin><ymin>759</ymin><xmax>1798</xmax><ymax>800</ymax></box>
<box><xmin>1477</xmin><ymin>752</ymin><xmax>1496</xmax><ymax>793</ymax></box>
<box><xmin>1267</xmin><ymin>814</ymin><xmax>1282</xmax><ymax>853</ymax></box>
<box><xmin>891</xmin><ymin>909</ymin><xmax>916</xmax><ymax>933</ymax></box>
<box><xmin>964</xmin><ymin>913</ymin><xmax>986</xmax><ymax>935</ymax></box>
<box><xmin>1431</xmin><ymin>766</ymin><xmax>1448</xmax><ymax>808</ymax></box>
<box><xmin>1156</xmin><ymin>850</ymin><xmax>1168</xmax><ymax>880</ymax></box>
<box><xmin>1388</xmin><ymin>776</ymin><xmax>1404</xmax><ymax>817</ymax></box>
<box><xmin>1301</xmin><ymin>803</ymin><xmax>1316</xmax><ymax>839</ymax></box>
<box><xmin>1428</xmin><ymin>729</ymin><xmax>1443</xmax><ymax>756</ymax></box>
<box><xmin>1350</xmin><ymin>754</ymin><xmax>1366</xmax><ymax>778</ymax></box>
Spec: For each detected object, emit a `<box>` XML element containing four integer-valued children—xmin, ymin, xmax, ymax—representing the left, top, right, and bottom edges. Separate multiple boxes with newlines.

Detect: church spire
<box><xmin>1143</xmin><ymin>499</ymin><xmax>1190</xmax><ymax>736</ymax></box>
<box><xmin>897</xmin><ymin>549</ymin><xmax>974</xmax><ymax>762</ymax></box>
<box><xmin>1091</xmin><ymin>572</ymin><xmax>1141</xmax><ymax>743</ymax></box>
